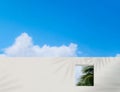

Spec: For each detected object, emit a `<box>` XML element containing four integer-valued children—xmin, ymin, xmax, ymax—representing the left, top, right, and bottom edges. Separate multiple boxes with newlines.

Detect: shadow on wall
<box><xmin>0</xmin><ymin>69</ymin><xmax>22</xmax><ymax>92</ymax></box>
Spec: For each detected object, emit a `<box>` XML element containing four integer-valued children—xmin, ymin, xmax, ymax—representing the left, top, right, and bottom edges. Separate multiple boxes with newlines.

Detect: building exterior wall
<box><xmin>0</xmin><ymin>57</ymin><xmax>119</xmax><ymax>92</ymax></box>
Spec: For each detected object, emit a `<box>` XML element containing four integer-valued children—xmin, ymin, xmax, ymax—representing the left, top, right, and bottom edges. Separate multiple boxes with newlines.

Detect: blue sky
<box><xmin>0</xmin><ymin>0</ymin><xmax>120</xmax><ymax>57</ymax></box>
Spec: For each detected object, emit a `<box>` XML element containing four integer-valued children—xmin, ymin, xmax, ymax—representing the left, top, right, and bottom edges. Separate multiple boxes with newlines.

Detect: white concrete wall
<box><xmin>0</xmin><ymin>57</ymin><xmax>119</xmax><ymax>92</ymax></box>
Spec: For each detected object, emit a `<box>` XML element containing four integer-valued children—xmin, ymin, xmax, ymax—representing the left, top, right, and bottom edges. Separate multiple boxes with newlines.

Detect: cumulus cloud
<box><xmin>0</xmin><ymin>54</ymin><xmax>6</xmax><ymax>57</ymax></box>
<box><xmin>2</xmin><ymin>33</ymin><xmax>78</xmax><ymax>57</ymax></box>
<box><xmin>116</xmin><ymin>54</ymin><xmax>120</xmax><ymax>57</ymax></box>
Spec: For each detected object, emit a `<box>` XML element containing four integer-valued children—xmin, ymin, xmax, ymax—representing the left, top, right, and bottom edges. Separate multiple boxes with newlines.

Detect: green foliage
<box><xmin>77</xmin><ymin>66</ymin><xmax>94</xmax><ymax>86</ymax></box>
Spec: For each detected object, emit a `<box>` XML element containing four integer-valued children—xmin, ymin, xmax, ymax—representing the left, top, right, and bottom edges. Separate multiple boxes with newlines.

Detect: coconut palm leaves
<box><xmin>77</xmin><ymin>66</ymin><xmax>94</xmax><ymax>86</ymax></box>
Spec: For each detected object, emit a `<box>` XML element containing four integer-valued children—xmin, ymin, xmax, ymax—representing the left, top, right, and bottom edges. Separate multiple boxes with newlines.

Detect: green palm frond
<box><xmin>77</xmin><ymin>66</ymin><xmax>94</xmax><ymax>86</ymax></box>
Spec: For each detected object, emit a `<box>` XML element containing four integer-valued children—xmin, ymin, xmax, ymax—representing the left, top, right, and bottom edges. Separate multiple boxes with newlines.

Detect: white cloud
<box><xmin>116</xmin><ymin>54</ymin><xmax>120</xmax><ymax>57</ymax></box>
<box><xmin>2</xmin><ymin>32</ymin><xmax>78</xmax><ymax>57</ymax></box>
<box><xmin>0</xmin><ymin>54</ymin><xmax>6</xmax><ymax>57</ymax></box>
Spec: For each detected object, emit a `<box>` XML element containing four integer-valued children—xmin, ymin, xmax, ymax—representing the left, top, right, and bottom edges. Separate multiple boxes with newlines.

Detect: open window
<box><xmin>75</xmin><ymin>65</ymin><xmax>94</xmax><ymax>86</ymax></box>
